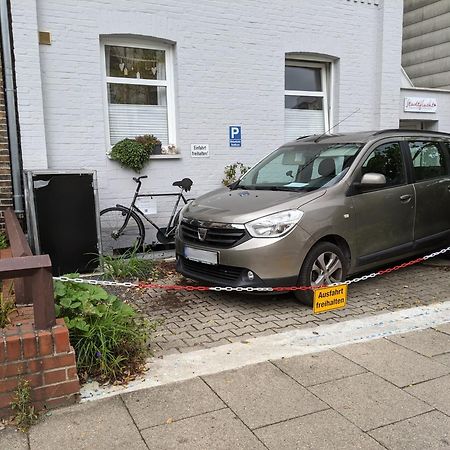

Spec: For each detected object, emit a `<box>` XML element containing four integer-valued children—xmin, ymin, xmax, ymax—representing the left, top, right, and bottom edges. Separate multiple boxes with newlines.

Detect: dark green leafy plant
<box><xmin>54</xmin><ymin>277</ymin><xmax>156</xmax><ymax>382</ymax></box>
<box><xmin>10</xmin><ymin>379</ymin><xmax>38</xmax><ymax>432</ymax></box>
<box><xmin>110</xmin><ymin>138</ymin><xmax>151</xmax><ymax>172</ymax></box>
<box><xmin>0</xmin><ymin>231</ymin><xmax>8</xmax><ymax>250</ymax></box>
<box><xmin>135</xmin><ymin>134</ymin><xmax>161</xmax><ymax>154</ymax></box>
<box><xmin>222</xmin><ymin>162</ymin><xmax>250</xmax><ymax>186</ymax></box>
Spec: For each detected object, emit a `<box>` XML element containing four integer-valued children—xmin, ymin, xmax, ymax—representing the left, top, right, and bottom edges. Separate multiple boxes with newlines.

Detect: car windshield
<box><xmin>237</xmin><ymin>143</ymin><xmax>363</xmax><ymax>191</ymax></box>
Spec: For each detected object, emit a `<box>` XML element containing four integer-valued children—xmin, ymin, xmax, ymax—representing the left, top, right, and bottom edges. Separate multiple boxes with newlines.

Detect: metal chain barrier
<box><xmin>53</xmin><ymin>246</ymin><xmax>450</xmax><ymax>292</ymax></box>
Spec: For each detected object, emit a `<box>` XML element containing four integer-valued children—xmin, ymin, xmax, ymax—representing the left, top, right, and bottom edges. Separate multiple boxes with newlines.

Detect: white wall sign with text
<box><xmin>404</xmin><ymin>97</ymin><xmax>437</xmax><ymax>113</ymax></box>
<box><xmin>191</xmin><ymin>144</ymin><xmax>209</xmax><ymax>158</ymax></box>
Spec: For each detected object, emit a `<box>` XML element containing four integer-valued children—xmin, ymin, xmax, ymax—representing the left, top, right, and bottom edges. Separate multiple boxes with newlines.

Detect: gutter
<box><xmin>0</xmin><ymin>0</ymin><xmax>24</xmax><ymax>214</ymax></box>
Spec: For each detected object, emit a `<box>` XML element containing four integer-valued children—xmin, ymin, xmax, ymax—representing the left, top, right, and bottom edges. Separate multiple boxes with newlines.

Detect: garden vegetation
<box><xmin>54</xmin><ymin>278</ymin><xmax>155</xmax><ymax>383</ymax></box>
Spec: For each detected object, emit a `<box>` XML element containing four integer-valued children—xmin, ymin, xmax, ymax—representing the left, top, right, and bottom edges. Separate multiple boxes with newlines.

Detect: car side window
<box><xmin>361</xmin><ymin>142</ymin><xmax>405</xmax><ymax>187</ymax></box>
<box><xmin>408</xmin><ymin>141</ymin><xmax>447</xmax><ymax>181</ymax></box>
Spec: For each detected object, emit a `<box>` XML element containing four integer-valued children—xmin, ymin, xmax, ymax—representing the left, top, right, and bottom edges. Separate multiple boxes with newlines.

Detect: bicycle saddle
<box><xmin>172</xmin><ymin>178</ymin><xmax>193</xmax><ymax>192</ymax></box>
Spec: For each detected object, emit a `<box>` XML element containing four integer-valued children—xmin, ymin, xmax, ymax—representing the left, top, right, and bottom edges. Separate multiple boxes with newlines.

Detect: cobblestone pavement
<box><xmin>129</xmin><ymin>263</ymin><xmax>450</xmax><ymax>356</ymax></box>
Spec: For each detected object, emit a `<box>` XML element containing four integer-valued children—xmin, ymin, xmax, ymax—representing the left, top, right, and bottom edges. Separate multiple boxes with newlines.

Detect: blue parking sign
<box><xmin>229</xmin><ymin>126</ymin><xmax>241</xmax><ymax>147</ymax></box>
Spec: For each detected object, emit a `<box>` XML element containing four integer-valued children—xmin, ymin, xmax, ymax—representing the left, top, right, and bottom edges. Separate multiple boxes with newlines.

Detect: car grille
<box><xmin>180</xmin><ymin>219</ymin><xmax>248</xmax><ymax>248</ymax></box>
<box><xmin>180</xmin><ymin>257</ymin><xmax>244</xmax><ymax>283</ymax></box>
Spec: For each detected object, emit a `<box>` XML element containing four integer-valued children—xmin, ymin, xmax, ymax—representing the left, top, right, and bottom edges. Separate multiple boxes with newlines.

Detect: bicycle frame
<box><xmin>134</xmin><ymin>192</ymin><xmax>188</xmax><ymax>235</ymax></box>
<box><xmin>115</xmin><ymin>178</ymin><xmax>190</xmax><ymax>240</ymax></box>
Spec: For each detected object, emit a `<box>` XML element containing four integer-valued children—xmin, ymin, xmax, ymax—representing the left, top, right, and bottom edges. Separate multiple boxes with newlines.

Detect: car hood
<box><xmin>183</xmin><ymin>187</ymin><xmax>326</xmax><ymax>224</ymax></box>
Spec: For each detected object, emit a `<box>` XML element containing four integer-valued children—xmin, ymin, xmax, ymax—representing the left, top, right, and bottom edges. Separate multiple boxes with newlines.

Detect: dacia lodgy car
<box><xmin>175</xmin><ymin>129</ymin><xmax>450</xmax><ymax>302</ymax></box>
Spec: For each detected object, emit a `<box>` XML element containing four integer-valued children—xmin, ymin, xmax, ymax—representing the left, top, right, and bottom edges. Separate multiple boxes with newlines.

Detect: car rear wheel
<box><xmin>295</xmin><ymin>242</ymin><xmax>348</xmax><ymax>306</ymax></box>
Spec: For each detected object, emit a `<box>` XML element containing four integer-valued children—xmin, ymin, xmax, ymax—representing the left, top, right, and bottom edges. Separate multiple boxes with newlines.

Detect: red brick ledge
<box><xmin>0</xmin><ymin>307</ymin><xmax>80</xmax><ymax>418</ymax></box>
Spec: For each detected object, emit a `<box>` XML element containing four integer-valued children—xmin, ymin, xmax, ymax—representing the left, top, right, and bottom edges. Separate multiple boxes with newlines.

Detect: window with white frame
<box><xmin>284</xmin><ymin>61</ymin><xmax>329</xmax><ymax>142</ymax></box>
<box><xmin>103</xmin><ymin>39</ymin><xmax>176</xmax><ymax>148</ymax></box>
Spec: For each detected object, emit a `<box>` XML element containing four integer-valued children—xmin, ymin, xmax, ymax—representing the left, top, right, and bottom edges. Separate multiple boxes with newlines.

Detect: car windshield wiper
<box><xmin>268</xmin><ymin>186</ymin><xmax>302</xmax><ymax>191</ymax></box>
<box><xmin>247</xmin><ymin>186</ymin><xmax>301</xmax><ymax>191</ymax></box>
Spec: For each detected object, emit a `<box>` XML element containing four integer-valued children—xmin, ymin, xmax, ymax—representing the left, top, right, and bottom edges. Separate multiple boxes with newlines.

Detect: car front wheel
<box><xmin>295</xmin><ymin>242</ymin><xmax>348</xmax><ymax>306</ymax></box>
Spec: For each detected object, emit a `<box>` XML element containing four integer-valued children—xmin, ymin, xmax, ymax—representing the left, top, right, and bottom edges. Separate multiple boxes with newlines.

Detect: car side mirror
<box><xmin>360</xmin><ymin>173</ymin><xmax>387</xmax><ymax>186</ymax></box>
<box><xmin>348</xmin><ymin>172</ymin><xmax>386</xmax><ymax>196</ymax></box>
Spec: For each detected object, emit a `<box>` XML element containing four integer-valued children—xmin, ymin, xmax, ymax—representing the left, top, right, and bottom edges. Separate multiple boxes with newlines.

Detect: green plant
<box><xmin>10</xmin><ymin>379</ymin><xmax>38</xmax><ymax>432</ymax></box>
<box><xmin>0</xmin><ymin>231</ymin><xmax>8</xmax><ymax>250</ymax></box>
<box><xmin>54</xmin><ymin>277</ymin><xmax>155</xmax><ymax>382</ymax></box>
<box><xmin>135</xmin><ymin>134</ymin><xmax>161</xmax><ymax>154</ymax></box>
<box><xmin>222</xmin><ymin>162</ymin><xmax>250</xmax><ymax>186</ymax></box>
<box><xmin>0</xmin><ymin>291</ymin><xmax>17</xmax><ymax>328</ymax></box>
<box><xmin>99</xmin><ymin>249</ymin><xmax>157</xmax><ymax>281</ymax></box>
<box><xmin>110</xmin><ymin>138</ymin><xmax>151</xmax><ymax>172</ymax></box>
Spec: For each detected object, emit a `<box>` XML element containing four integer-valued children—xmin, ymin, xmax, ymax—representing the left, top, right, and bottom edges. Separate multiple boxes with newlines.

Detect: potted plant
<box><xmin>135</xmin><ymin>134</ymin><xmax>162</xmax><ymax>155</ymax></box>
<box><xmin>109</xmin><ymin>138</ymin><xmax>151</xmax><ymax>172</ymax></box>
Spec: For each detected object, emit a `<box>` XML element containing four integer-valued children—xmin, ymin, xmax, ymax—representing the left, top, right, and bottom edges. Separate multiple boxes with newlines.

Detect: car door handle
<box><xmin>400</xmin><ymin>194</ymin><xmax>412</xmax><ymax>203</ymax></box>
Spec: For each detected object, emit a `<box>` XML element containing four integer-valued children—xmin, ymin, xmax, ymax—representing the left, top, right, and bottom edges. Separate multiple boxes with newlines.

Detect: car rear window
<box><xmin>408</xmin><ymin>141</ymin><xmax>448</xmax><ymax>181</ymax></box>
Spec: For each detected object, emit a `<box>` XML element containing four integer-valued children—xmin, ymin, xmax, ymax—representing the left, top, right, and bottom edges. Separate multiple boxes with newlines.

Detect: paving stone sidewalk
<box><xmin>133</xmin><ymin>264</ymin><xmax>450</xmax><ymax>355</ymax></box>
<box><xmin>2</xmin><ymin>323</ymin><xmax>450</xmax><ymax>449</ymax></box>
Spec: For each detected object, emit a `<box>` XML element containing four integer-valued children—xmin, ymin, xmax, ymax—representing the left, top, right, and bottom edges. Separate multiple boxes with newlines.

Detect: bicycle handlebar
<box><xmin>133</xmin><ymin>176</ymin><xmax>148</xmax><ymax>183</ymax></box>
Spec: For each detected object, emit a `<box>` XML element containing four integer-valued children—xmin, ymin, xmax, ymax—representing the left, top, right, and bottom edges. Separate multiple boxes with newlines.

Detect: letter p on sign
<box><xmin>229</xmin><ymin>125</ymin><xmax>242</xmax><ymax>147</ymax></box>
<box><xmin>231</xmin><ymin>127</ymin><xmax>240</xmax><ymax>138</ymax></box>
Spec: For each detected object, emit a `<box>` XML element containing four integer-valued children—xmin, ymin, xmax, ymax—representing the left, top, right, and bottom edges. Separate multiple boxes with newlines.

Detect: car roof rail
<box><xmin>296</xmin><ymin>135</ymin><xmax>312</xmax><ymax>140</ymax></box>
<box><xmin>373</xmin><ymin>128</ymin><xmax>450</xmax><ymax>137</ymax></box>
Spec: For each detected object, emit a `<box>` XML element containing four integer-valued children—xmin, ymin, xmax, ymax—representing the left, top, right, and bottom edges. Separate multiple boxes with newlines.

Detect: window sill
<box><xmin>150</xmin><ymin>154</ymin><xmax>181</xmax><ymax>159</ymax></box>
<box><xmin>106</xmin><ymin>153</ymin><xmax>181</xmax><ymax>160</ymax></box>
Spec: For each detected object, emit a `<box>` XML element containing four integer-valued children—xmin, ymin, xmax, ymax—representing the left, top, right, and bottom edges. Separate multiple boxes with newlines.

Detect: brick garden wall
<box><xmin>0</xmin><ymin>41</ymin><xmax>13</xmax><ymax>228</ymax></box>
<box><xmin>0</xmin><ymin>307</ymin><xmax>80</xmax><ymax>418</ymax></box>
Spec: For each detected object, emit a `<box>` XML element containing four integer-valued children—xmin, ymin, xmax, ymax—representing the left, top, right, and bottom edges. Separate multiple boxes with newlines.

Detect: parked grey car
<box><xmin>176</xmin><ymin>129</ymin><xmax>450</xmax><ymax>302</ymax></box>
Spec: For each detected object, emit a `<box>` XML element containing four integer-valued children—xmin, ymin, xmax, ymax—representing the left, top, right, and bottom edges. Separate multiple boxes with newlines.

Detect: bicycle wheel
<box><xmin>100</xmin><ymin>206</ymin><xmax>145</xmax><ymax>256</ymax></box>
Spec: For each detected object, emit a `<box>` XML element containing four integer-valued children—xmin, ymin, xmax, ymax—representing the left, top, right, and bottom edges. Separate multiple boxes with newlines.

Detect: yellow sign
<box><xmin>313</xmin><ymin>285</ymin><xmax>347</xmax><ymax>314</ymax></box>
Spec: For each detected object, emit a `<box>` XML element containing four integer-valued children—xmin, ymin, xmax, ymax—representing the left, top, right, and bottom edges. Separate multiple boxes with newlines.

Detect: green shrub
<box><xmin>110</xmin><ymin>138</ymin><xmax>151</xmax><ymax>172</ymax></box>
<box><xmin>0</xmin><ymin>231</ymin><xmax>8</xmax><ymax>250</ymax></box>
<box><xmin>54</xmin><ymin>278</ymin><xmax>155</xmax><ymax>382</ymax></box>
<box><xmin>222</xmin><ymin>162</ymin><xmax>250</xmax><ymax>186</ymax></box>
<box><xmin>100</xmin><ymin>249</ymin><xmax>157</xmax><ymax>281</ymax></box>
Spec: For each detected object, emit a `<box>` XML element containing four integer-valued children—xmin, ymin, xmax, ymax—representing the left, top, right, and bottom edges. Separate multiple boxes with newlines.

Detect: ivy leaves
<box><xmin>110</xmin><ymin>138</ymin><xmax>152</xmax><ymax>172</ymax></box>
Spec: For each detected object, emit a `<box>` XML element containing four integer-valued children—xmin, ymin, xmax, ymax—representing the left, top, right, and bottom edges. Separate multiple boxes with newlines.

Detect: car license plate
<box><xmin>184</xmin><ymin>246</ymin><xmax>218</xmax><ymax>265</ymax></box>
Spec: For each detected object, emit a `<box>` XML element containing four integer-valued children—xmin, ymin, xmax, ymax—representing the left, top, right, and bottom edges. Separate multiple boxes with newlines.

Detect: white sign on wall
<box><xmin>404</xmin><ymin>97</ymin><xmax>437</xmax><ymax>113</ymax></box>
<box><xmin>135</xmin><ymin>197</ymin><xmax>157</xmax><ymax>215</ymax></box>
<box><xmin>191</xmin><ymin>144</ymin><xmax>209</xmax><ymax>158</ymax></box>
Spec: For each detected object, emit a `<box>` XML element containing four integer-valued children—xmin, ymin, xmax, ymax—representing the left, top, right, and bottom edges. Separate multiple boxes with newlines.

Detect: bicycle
<box><xmin>100</xmin><ymin>175</ymin><xmax>193</xmax><ymax>255</ymax></box>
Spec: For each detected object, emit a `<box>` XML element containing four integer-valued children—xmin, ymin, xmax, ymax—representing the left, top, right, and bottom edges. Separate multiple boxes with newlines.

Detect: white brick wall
<box><xmin>10</xmin><ymin>0</ymin><xmax>48</xmax><ymax>169</ymax></box>
<box><xmin>11</xmin><ymin>0</ymin><xmax>404</xmax><ymax>241</ymax></box>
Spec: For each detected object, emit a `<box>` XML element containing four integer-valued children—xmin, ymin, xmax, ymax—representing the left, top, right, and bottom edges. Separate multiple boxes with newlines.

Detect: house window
<box><xmin>103</xmin><ymin>40</ymin><xmax>176</xmax><ymax>148</ymax></box>
<box><xmin>284</xmin><ymin>61</ymin><xmax>329</xmax><ymax>142</ymax></box>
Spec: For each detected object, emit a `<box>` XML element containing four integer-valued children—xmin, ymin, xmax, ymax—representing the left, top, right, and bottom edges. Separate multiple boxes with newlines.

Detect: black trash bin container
<box><xmin>25</xmin><ymin>170</ymin><xmax>101</xmax><ymax>275</ymax></box>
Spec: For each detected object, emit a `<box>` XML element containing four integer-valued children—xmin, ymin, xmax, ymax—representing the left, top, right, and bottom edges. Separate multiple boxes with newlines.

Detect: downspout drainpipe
<box><xmin>0</xmin><ymin>0</ymin><xmax>24</xmax><ymax>214</ymax></box>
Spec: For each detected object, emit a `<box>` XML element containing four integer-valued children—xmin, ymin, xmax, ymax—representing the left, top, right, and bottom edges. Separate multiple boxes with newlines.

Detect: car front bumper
<box><xmin>175</xmin><ymin>225</ymin><xmax>312</xmax><ymax>287</ymax></box>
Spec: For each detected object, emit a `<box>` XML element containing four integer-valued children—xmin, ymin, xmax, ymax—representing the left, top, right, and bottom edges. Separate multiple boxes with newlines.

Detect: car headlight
<box><xmin>245</xmin><ymin>210</ymin><xmax>304</xmax><ymax>238</ymax></box>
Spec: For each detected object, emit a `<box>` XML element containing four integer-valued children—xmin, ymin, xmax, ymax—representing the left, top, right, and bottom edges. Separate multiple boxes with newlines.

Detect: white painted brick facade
<box><xmin>11</xmin><ymin>0</ymin><xmax>405</xmax><ymax>240</ymax></box>
<box><xmin>10</xmin><ymin>0</ymin><xmax>48</xmax><ymax>169</ymax></box>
